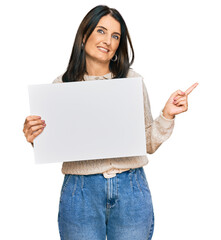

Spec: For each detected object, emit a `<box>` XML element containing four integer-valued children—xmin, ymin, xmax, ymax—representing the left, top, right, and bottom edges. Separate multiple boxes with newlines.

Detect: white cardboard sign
<box><xmin>28</xmin><ymin>77</ymin><xmax>146</xmax><ymax>164</ymax></box>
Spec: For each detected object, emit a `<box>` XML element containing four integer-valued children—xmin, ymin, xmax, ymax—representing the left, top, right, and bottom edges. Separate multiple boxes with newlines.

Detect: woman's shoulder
<box><xmin>126</xmin><ymin>68</ymin><xmax>143</xmax><ymax>79</ymax></box>
<box><xmin>52</xmin><ymin>74</ymin><xmax>63</xmax><ymax>83</ymax></box>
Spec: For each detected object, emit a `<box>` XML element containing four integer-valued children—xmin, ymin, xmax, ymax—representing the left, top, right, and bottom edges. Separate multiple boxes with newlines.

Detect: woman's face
<box><xmin>84</xmin><ymin>14</ymin><xmax>121</xmax><ymax>65</ymax></box>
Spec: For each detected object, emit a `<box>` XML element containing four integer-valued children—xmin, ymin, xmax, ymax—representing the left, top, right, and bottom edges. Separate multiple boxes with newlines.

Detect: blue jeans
<box><xmin>58</xmin><ymin>167</ymin><xmax>154</xmax><ymax>240</ymax></box>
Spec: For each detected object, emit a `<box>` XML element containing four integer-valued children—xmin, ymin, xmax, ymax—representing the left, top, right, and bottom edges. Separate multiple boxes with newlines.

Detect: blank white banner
<box><xmin>28</xmin><ymin>77</ymin><xmax>146</xmax><ymax>163</ymax></box>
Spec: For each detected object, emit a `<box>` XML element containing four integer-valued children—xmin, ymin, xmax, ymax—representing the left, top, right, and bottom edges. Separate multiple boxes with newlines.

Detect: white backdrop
<box><xmin>0</xmin><ymin>0</ymin><xmax>220</xmax><ymax>239</ymax></box>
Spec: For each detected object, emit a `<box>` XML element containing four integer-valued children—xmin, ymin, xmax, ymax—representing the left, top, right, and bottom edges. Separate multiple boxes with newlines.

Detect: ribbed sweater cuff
<box><xmin>158</xmin><ymin>110</ymin><xmax>175</xmax><ymax>129</ymax></box>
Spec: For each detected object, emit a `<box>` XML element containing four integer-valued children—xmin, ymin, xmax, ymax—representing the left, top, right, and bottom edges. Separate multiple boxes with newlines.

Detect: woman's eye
<box><xmin>97</xmin><ymin>29</ymin><xmax>104</xmax><ymax>34</ymax></box>
<box><xmin>112</xmin><ymin>35</ymin><xmax>119</xmax><ymax>40</ymax></box>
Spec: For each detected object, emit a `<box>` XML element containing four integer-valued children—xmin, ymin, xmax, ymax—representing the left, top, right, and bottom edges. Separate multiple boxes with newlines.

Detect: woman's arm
<box><xmin>142</xmin><ymin>80</ymin><xmax>175</xmax><ymax>154</ymax></box>
<box><xmin>142</xmin><ymin>80</ymin><xmax>198</xmax><ymax>154</ymax></box>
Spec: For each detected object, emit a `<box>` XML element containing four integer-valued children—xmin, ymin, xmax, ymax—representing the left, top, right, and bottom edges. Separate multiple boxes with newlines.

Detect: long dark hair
<box><xmin>62</xmin><ymin>5</ymin><xmax>134</xmax><ymax>82</ymax></box>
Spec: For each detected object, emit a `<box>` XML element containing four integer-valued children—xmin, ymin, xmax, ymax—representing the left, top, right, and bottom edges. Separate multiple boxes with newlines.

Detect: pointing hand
<box><xmin>162</xmin><ymin>82</ymin><xmax>199</xmax><ymax>119</ymax></box>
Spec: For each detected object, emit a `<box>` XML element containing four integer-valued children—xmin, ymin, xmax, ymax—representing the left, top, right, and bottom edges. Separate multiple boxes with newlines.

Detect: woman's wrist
<box><xmin>162</xmin><ymin>108</ymin><xmax>175</xmax><ymax>120</ymax></box>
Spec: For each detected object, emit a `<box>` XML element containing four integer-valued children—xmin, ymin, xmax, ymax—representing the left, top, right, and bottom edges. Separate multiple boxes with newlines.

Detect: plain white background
<box><xmin>0</xmin><ymin>0</ymin><xmax>220</xmax><ymax>239</ymax></box>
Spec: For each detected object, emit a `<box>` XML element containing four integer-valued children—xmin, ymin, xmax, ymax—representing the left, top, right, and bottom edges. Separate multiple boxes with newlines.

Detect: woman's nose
<box><xmin>103</xmin><ymin>34</ymin><xmax>112</xmax><ymax>46</ymax></box>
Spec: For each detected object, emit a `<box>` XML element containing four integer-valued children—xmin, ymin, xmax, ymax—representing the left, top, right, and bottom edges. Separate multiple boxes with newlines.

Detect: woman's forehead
<box><xmin>96</xmin><ymin>15</ymin><xmax>121</xmax><ymax>33</ymax></box>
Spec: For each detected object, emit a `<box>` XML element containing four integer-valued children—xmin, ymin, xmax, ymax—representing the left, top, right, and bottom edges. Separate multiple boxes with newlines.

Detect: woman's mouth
<box><xmin>97</xmin><ymin>47</ymin><xmax>109</xmax><ymax>53</ymax></box>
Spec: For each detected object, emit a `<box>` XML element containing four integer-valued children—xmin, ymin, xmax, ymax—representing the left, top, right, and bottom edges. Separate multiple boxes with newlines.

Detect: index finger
<box><xmin>24</xmin><ymin>115</ymin><xmax>41</xmax><ymax>124</ymax></box>
<box><xmin>185</xmin><ymin>82</ymin><xmax>199</xmax><ymax>95</ymax></box>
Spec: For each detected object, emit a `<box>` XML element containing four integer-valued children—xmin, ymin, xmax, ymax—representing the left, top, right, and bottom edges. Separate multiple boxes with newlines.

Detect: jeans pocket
<box><xmin>60</xmin><ymin>174</ymin><xmax>72</xmax><ymax>202</ymax></box>
<box><xmin>138</xmin><ymin>168</ymin><xmax>150</xmax><ymax>190</ymax></box>
<box><xmin>129</xmin><ymin>168</ymin><xmax>145</xmax><ymax>195</ymax></box>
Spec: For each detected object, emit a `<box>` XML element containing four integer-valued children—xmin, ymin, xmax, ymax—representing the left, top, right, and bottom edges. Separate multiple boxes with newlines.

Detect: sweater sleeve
<box><xmin>142</xmin><ymin>80</ymin><xmax>174</xmax><ymax>154</ymax></box>
<box><xmin>127</xmin><ymin>68</ymin><xmax>175</xmax><ymax>154</ymax></box>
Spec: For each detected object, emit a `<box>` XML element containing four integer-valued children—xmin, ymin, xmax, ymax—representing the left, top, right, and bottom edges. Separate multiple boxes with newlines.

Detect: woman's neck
<box><xmin>85</xmin><ymin>58</ymin><xmax>110</xmax><ymax>76</ymax></box>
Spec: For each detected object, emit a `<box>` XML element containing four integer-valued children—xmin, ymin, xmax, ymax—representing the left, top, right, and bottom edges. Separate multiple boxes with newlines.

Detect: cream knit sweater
<box><xmin>52</xmin><ymin>69</ymin><xmax>175</xmax><ymax>178</ymax></box>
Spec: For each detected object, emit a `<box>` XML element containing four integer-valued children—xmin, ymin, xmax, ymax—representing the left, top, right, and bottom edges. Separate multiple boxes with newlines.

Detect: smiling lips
<box><xmin>97</xmin><ymin>46</ymin><xmax>109</xmax><ymax>53</ymax></box>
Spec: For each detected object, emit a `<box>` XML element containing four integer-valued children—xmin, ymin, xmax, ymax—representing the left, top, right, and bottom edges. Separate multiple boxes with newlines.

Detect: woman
<box><xmin>23</xmin><ymin>5</ymin><xmax>198</xmax><ymax>240</ymax></box>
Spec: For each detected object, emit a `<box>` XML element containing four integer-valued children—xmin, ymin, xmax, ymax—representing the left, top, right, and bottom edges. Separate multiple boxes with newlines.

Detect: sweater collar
<box><xmin>83</xmin><ymin>72</ymin><xmax>113</xmax><ymax>81</ymax></box>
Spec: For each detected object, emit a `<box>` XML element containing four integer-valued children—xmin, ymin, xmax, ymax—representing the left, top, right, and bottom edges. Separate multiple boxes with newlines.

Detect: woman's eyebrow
<box><xmin>96</xmin><ymin>26</ymin><xmax>121</xmax><ymax>36</ymax></box>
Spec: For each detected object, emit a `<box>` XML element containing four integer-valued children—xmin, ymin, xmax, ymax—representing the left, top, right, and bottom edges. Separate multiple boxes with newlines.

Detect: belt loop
<box><xmin>129</xmin><ymin>168</ymin><xmax>136</xmax><ymax>173</ymax></box>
